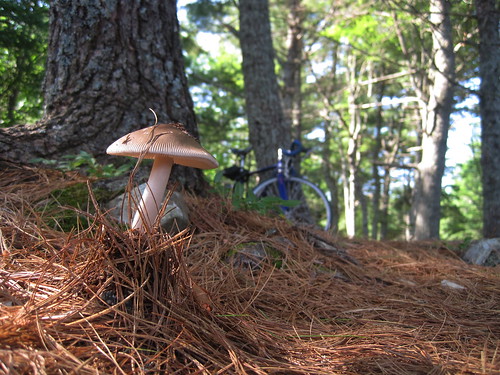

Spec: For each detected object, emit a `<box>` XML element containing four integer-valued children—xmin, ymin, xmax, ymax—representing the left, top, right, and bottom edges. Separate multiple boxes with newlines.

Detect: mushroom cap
<box><xmin>106</xmin><ymin>123</ymin><xmax>218</xmax><ymax>169</ymax></box>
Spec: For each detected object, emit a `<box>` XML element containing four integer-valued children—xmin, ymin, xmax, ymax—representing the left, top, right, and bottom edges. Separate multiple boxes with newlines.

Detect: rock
<box><xmin>92</xmin><ymin>166</ymin><xmax>150</xmax><ymax>193</ymax></box>
<box><xmin>105</xmin><ymin>184</ymin><xmax>190</xmax><ymax>233</ymax></box>
<box><xmin>441</xmin><ymin>279</ymin><xmax>465</xmax><ymax>290</ymax></box>
<box><xmin>301</xmin><ymin>229</ymin><xmax>359</xmax><ymax>265</ymax></box>
<box><xmin>229</xmin><ymin>242</ymin><xmax>268</xmax><ymax>271</ymax></box>
<box><xmin>462</xmin><ymin>238</ymin><xmax>500</xmax><ymax>266</ymax></box>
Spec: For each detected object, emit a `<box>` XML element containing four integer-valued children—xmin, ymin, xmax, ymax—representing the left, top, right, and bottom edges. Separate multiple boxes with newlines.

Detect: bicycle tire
<box><xmin>252</xmin><ymin>176</ymin><xmax>332</xmax><ymax>230</ymax></box>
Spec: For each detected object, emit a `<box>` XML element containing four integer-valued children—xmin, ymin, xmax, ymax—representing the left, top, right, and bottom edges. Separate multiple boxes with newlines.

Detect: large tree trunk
<box><xmin>475</xmin><ymin>0</ymin><xmax>500</xmax><ymax>238</ymax></box>
<box><xmin>238</xmin><ymin>0</ymin><xmax>291</xmax><ymax>171</ymax></box>
<box><xmin>0</xmin><ymin>0</ymin><xmax>206</xmax><ymax>191</ymax></box>
<box><xmin>410</xmin><ymin>0</ymin><xmax>455</xmax><ymax>240</ymax></box>
<box><xmin>281</xmin><ymin>0</ymin><xmax>303</xmax><ymax>139</ymax></box>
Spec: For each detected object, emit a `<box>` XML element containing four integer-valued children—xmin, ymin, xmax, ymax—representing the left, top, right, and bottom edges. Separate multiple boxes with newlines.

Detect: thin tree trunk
<box><xmin>239</xmin><ymin>0</ymin><xmax>291</xmax><ymax>171</ymax></box>
<box><xmin>357</xmin><ymin>179</ymin><xmax>369</xmax><ymax>238</ymax></box>
<box><xmin>371</xmin><ymin>152</ymin><xmax>381</xmax><ymax>239</ymax></box>
<box><xmin>316</xmin><ymin>45</ymin><xmax>340</xmax><ymax>233</ymax></box>
<box><xmin>380</xmin><ymin>165</ymin><xmax>391</xmax><ymax>239</ymax></box>
<box><xmin>0</xmin><ymin>0</ymin><xmax>205</xmax><ymax>191</ymax></box>
<box><xmin>344</xmin><ymin>54</ymin><xmax>363</xmax><ymax>238</ymax></box>
<box><xmin>7</xmin><ymin>88</ymin><xmax>19</xmax><ymax>125</ymax></box>
<box><xmin>345</xmin><ymin>115</ymin><xmax>359</xmax><ymax>238</ymax></box>
<box><xmin>380</xmin><ymin>120</ymin><xmax>402</xmax><ymax>239</ymax></box>
<box><xmin>371</xmin><ymin>85</ymin><xmax>385</xmax><ymax>239</ymax></box>
<box><xmin>411</xmin><ymin>0</ymin><xmax>455</xmax><ymax>239</ymax></box>
<box><xmin>323</xmin><ymin>121</ymin><xmax>339</xmax><ymax>233</ymax></box>
<box><xmin>475</xmin><ymin>0</ymin><xmax>500</xmax><ymax>238</ymax></box>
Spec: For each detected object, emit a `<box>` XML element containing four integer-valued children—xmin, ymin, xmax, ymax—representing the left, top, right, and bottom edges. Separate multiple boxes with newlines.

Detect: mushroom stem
<box><xmin>132</xmin><ymin>156</ymin><xmax>174</xmax><ymax>231</ymax></box>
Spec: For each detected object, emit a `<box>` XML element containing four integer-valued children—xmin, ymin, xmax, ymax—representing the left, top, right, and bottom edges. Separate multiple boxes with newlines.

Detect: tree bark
<box><xmin>238</xmin><ymin>0</ymin><xmax>291</xmax><ymax>171</ymax></box>
<box><xmin>410</xmin><ymin>0</ymin><xmax>455</xmax><ymax>240</ymax></box>
<box><xmin>343</xmin><ymin>53</ymin><xmax>363</xmax><ymax>238</ymax></box>
<box><xmin>281</xmin><ymin>0</ymin><xmax>303</xmax><ymax>139</ymax></box>
<box><xmin>380</xmin><ymin>165</ymin><xmax>392</xmax><ymax>239</ymax></box>
<box><xmin>475</xmin><ymin>0</ymin><xmax>500</xmax><ymax>238</ymax></box>
<box><xmin>357</xmin><ymin>179</ymin><xmax>369</xmax><ymax>238</ymax></box>
<box><xmin>0</xmin><ymin>0</ymin><xmax>206</xmax><ymax>191</ymax></box>
<box><xmin>370</xmin><ymin>86</ymin><xmax>385</xmax><ymax>240</ymax></box>
<box><xmin>380</xmin><ymin>120</ymin><xmax>402</xmax><ymax>240</ymax></box>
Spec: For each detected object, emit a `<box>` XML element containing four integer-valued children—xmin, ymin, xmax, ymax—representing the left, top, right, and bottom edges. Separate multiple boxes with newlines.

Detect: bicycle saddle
<box><xmin>230</xmin><ymin>146</ymin><xmax>253</xmax><ymax>157</ymax></box>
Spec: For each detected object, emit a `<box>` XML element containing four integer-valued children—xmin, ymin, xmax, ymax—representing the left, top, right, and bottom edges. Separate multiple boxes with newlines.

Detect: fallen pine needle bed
<box><xmin>0</xmin><ymin>162</ymin><xmax>498</xmax><ymax>374</ymax></box>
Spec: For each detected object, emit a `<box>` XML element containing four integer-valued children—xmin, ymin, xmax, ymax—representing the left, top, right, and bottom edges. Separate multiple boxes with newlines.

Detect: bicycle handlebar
<box><xmin>282</xmin><ymin>139</ymin><xmax>310</xmax><ymax>157</ymax></box>
<box><xmin>230</xmin><ymin>140</ymin><xmax>309</xmax><ymax>159</ymax></box>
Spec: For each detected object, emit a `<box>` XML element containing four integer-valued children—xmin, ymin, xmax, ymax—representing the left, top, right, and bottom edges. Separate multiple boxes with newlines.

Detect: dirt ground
<box><xmin>0</xmin><ymin>162</ymin><xmax>498</xmax><ymax>374</ymax></box>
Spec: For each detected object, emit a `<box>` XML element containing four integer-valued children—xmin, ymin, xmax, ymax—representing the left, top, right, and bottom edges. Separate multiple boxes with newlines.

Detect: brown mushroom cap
<box><xmin>106</xmin><ymin>123</ymin><xmax>218</xmax><ymax>169</ymax></box>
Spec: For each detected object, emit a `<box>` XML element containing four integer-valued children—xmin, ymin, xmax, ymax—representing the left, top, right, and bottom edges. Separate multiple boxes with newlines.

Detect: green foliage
<box><xmin>322</xmin><ymin>13</ymin><xmax>397</xmax><ymax>54</ymax></box>
<box><xmin>188</xmin><ymin>49</ymin><xmax>246</xmax><ymax>161</ymax></box>
<box><xmin>32</xmin><ymin>151</ymin><xmax>134</xmax><ymax>179</ymax></box>
<box><xmin>441</xmin><ymin>144</ymin><xmax>483</xmax><ymax>240</ymax></box>
<box><xmin>184</xmin><ymin>0</ymin><xmax>237</xmax><ymax>33</ymax></box>
<box><xmin>190</xmin><ymin>50</ymin><xmax>245</xmax><ymax>143</ymax></box>
<box><xmin>180</xmin><ymin>0</ymin><xmax>249</xmax><ymax>174</ymax></box>
<box><xmin>0</xmin><ymin>0</ymin><xmax>48</xmax><ymax>126</ymax></box>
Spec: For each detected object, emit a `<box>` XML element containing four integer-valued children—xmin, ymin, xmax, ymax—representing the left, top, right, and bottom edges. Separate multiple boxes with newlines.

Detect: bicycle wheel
<box><xmin>253</xmin><ymin>176</ymin><xmax>332</xmax><ymax>230</ymax></box>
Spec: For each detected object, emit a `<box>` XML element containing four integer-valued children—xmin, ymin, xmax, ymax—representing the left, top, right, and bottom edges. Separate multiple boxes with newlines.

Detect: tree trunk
<box><xmin>344</xmin><ymin>112</ymin><xmax>360</xmax><ymax>239</ymax></box>
<box><xmin>343</xmin><ymin>54</ymin><xmax>363</xmax><ymax>238</ymax></box>
<box><xmin>239</xmin><ymin>0</ymin><xmax>291</xmax><ymax>171</ymax></box>
<box><xmin>0</xmin><ymin>0</ymin><xmax>206</xmax><ymax>191</ymax></box>
<box><xmin>341</xmin><ymin>153</ymin><xmax>355</xmax><ymax>238</ymax></box>
<box><xmin>380</xmin><ymin>165</ymin><xmax>392</xmax><ymax>239</ymax></box>
<box><xmin>371</xmin><ymin>154</ymin><xmax>381</xmax><ymax>239</ymax></box>
<box><xmin>410</xmin><ymin>0</ymin><xmax>455</xmax><ymax>240</ymax></box>
<box><xmin>357</xmin><ymin>180</ymin><xmax>369</xmax><ymax>238</ymax></box>
<box><xmin>380</xmin><ymin>120</ymin><xmax>402</xmax><ymax>240</ymax></box>
<box><xmin>475</xmin><ymin>0</ymin><xmax>500</xmax><ymax>238</ymax></box>
<box><xmin>371</xmin><ymin>87</ymin><xmax>385</xmax><ymax>240</ymax></box>
<box><xmin>281</xmin><ymin>0</ymin><xmax>303</xmax><ymax>139</ymax></box>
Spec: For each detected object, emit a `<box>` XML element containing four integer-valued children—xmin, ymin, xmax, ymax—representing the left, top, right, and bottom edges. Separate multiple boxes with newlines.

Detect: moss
<box><xmin>41</xmin><ymin>182</ymin><xmax>110</xmax><ymax>232</ymax></box>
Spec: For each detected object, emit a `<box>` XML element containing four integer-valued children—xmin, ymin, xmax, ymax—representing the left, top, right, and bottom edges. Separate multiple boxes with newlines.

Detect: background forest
<box><xmin>0</xmin><ymin>0</ymin><xmax>494</xmax><ymax>241</ymax></box>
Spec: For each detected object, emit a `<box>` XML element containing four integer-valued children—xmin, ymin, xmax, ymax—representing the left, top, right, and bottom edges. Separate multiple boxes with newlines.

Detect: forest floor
<box><xmin>0</xmin><ymin>161</ymin><xmax>498</xmax><ymax>375</ymax></box>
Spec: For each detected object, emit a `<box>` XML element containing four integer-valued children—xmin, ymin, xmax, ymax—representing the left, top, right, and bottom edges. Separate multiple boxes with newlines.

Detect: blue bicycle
<box><xmin>222</xmin><ymin>140</ymin><xmax>332</xmax><ymax>230</ymax></box>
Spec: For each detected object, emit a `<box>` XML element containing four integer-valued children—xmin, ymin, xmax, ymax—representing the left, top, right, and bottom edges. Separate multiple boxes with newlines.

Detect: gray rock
<box><xmin>463</xmin><ymin>238</ymin><xmax>500</xmax><ymax>266</ymax></box>
<box><xmin>105</xmin><ymin>184</ymin><xmax>190</xmax><ymax>232</ymax></box>
<box><xmin>441</xmin><ymin>279</ymin><xmax>465</xmax><ymax>290</ymax></box>
<box><xmin>229</xmin><ymin>242</ymin><xmax>268</xmax><ymax>271</ymax></box>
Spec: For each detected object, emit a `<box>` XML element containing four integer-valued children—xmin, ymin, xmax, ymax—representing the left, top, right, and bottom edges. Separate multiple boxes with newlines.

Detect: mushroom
<box><xmin>106</xmin><ymin>123</ymin><xmax>218</xmax><ymax>231</ymax></box>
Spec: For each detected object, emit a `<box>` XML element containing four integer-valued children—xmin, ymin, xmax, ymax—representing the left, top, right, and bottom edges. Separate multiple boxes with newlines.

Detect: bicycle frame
<box><xmin>228</xmin><ymin>141</ymin><xmax>305</xmax><ymax>201</ymax></box>
<box><xmin>233</xmin><ymin>148</ymin><xmax>290</xmax><ymax>178</ymax></box>
<box><xmin>224</xmin><ymin>140</ymin><xmax>332</xmax><ymax>230</ymax></box>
